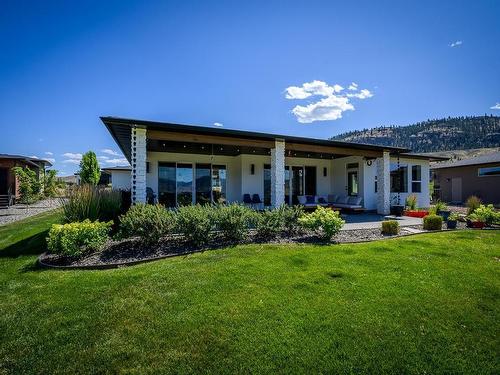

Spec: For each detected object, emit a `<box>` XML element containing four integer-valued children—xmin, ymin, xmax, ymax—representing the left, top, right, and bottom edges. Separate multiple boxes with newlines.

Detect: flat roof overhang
<box><xmin>101</xmin><ymin>116</ymin><xmax>412</xmax><ymax>162</ymax></box>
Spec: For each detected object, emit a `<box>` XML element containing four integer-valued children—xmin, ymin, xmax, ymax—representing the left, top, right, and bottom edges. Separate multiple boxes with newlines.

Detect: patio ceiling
<box><xmin>101</xmin><ymin>116</ymin><xmax>410</xmax><ymax>162</ymax></box>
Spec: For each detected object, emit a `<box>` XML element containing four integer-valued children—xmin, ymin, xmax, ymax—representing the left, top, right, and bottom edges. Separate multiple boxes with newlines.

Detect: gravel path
<box><xmin>0</xmin><ymin>198</ymin><xmax>62</xmax><ymax>226</ymax></box>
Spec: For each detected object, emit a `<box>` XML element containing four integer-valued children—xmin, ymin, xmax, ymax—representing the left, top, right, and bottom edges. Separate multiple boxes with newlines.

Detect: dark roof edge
<box><xmin>100</xmin><ymin>116</ymin><xmax>411</xmax><ymax>153</ymax></box>
<box><xmin>397</xmin><ymin>153</ymin><xmax>449</xmax><ymax>162</ymax></box>
<box><xmin>431</xmin><ymin>160</ymin><xmax>500</xmax><ymax>170</ymax></box>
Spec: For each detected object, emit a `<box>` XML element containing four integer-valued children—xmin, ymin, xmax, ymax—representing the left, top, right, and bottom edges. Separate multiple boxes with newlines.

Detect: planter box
<box><xmin>404</xmin><ymin>210</ymin><xmax>429</xmax><ymax>218</ymax></box>
<box><xmin>438</xmin><ymin>210</ymin><xmax>451</xmax><ymax>221</ymax></box>
<box><xmin>391</xmin><ymin>205</ymin><xmax>405</xmax><ymax>217</ymax></box>
<box><xmin>447</xmin><ymin>220</ymin><xmax>457</xmax><ymax>229</ymax></box>
<box><xmin>467</xmin><ymin>220</ymin><xmax>486</xmax><ymax>229</ymax></box>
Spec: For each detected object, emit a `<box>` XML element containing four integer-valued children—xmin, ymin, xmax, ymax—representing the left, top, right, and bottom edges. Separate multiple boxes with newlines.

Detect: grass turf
<box><xmin>0</xmin><ymin>212</ymin><xmax>499</xmax><ymax>374</ymax></box>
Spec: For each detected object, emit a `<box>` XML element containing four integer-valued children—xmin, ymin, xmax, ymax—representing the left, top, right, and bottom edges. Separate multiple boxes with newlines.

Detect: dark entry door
<box><xmin>0</xmin><ymin>168</ymin><xmax>8</xmax><ymax>195</ymax></box>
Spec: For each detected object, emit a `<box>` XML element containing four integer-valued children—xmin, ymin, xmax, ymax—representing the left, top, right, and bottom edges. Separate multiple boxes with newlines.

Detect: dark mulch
<box><xmin>40</xmin><ymin>224</ymin><xmax>474</xmax><ymax>269</ymax></box>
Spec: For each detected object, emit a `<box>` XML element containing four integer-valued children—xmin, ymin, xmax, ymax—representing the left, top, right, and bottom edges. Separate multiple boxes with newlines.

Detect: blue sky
<box><xmin>1</xmin><ymin>0</ymin><xmax>499</xmax><ymax>175</ymax></box>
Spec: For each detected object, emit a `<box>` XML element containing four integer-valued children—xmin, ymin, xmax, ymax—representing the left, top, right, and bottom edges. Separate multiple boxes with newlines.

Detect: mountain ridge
<box><xmin>330</xmin><ymin>115</ymin><xmax>500</xmax><ymax>153</ymax></box>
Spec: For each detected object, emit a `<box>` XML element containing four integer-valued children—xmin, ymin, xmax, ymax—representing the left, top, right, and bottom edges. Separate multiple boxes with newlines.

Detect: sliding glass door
<box><xmin>158</xmin><ymin>162</ymin><xmax>176</xmax><ymax>207</ymax></box>
<box><xmin>291</xmin><ymin>166</ymin><xmax>304</xmax><ymax>205</ymax></box>
<box><xmin>158</xmin><ymin>162</ymin><xmax>226</xmax><ymax>207</ymax></box>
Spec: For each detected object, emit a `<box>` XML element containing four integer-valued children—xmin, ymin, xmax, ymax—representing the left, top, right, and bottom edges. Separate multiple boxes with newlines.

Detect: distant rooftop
<box><xmin>0</xmin><ymin>153</ymin><xmax>52</xmax><ymax>167</ymax></box>
<box><xmin>431</xmin><ymin>151</ymin><xmax>500</xmax><ymax>169</ymax></box>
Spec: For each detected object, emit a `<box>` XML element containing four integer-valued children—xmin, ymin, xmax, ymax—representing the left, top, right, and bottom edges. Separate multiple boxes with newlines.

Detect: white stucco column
<box><xmin>131</xmin><ymin>126</ymin><xmax>147</xmax><ymax>204</ymax></box>
<box><xmin>376</xmin><ymin>150</ymin><xmax>390</xmax><ymax>215</ymax></box>
<box><xmin>270</xmin><ymin>139</ymin><xmax>285</xmax><ymax>207</ymax></box>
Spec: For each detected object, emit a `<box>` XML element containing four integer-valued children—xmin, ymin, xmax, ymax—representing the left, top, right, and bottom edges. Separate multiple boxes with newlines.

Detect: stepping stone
<box><xmin>403</xmin><ymin>227</ymin><xmax>424</xmax><ymax>234</ymax></box>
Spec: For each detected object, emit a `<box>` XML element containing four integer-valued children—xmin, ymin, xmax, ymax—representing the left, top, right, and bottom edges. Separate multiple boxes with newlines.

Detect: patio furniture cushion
<box><xmin>297</xmin><ymin>195</ymin><xmax>307</xmax><ymax>205</ymax></box>
<box><xmin>306</xmin><ymin>195</ymin><xmax>315</xmax><ymax>204</ymax></box>
<box><xmin>348</xmin><ymin>196</ymin><xmax>362</xmax><ymax>205</ymax></box>
<box><xmin>333</xmin><ymin>203</ymin><xmax>363</xmax><ymax>209</ymax></box>
<box><xmin>317</xmin><ymin>195</ymin><xmax>327</xmax><ymax>204</ymax></box>
<box><xmin>328</xmin><ymin>194</ymin><xmax>338</xmax><ymax>203</ymax></box>
<box><xmin>337</xmin><ymin>196</ymin><xmax>349</xmax><ymax>204</ymax></box>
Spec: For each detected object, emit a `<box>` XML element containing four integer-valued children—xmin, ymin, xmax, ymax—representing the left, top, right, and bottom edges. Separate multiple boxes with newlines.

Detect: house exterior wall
<box><xmin>140</xmin><ymin>151</ymin><xmax>430</xmax><ymax>209</ymax></box>
<box><xmin>0</xmin><ymin>159</ymin><xmax>42</xmax><ymax>199</ymax></box>
<box><xmin>432</xmin><ymin>163</ymin><xmax>500</xmax><ymax>205</ymax></box>
<box><xmin>110</xmin><ymin>171</ymin><xmax>132</xmax><ymax>190</ymax></box>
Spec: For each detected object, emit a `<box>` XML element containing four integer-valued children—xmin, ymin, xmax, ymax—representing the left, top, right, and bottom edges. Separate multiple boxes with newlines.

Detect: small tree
<box><xmin>79</xmin><ymin>151</ymin><xmax>100</xmax><ymax>185</ymax></box>
<box><xmin>44</xmin><ymin>169</ymin><xmax>61</xmax><ymax>197</ymax></box>
<box><xmin>12</xmin><ymin>166</ymin><xmax>42</xmax><ymax>204</ymax></box>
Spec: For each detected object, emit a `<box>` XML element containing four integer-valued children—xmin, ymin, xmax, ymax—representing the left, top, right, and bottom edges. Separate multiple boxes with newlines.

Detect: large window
<box><xmin>411</xmin><ymin>165</ymin><xmax>422</xmax><ymax>193</ymax></box>
<box><xmin>176</xmin><ymin>163</ymin><xmax>193</xmax><ymax>206</ymax></box>
<box><xmin>478</xmin><ymin>166</ymin><xmax>500</xmax><ymax>177</ymax></box>
<box><xmin>158</xmin><ymin>163</ymin><xmax>226</xmax><ymax>207</ymax></box>
<box><xmin>196</xmin><ymin>164</ymin><xmax>211</xmax><ymax>204</ymax></box>
<box><xmin>212</xmin><ymin>165</ymin><xmax>226</xmax><ymax>204</ymax></box>
<box><xmin>265</xmin><ymin>165</ymin><xmax>314</xmax><ymax>205</ymax></box>
<box><xmin>390</xmin><ymin>166</ymin><xmax>408</xmax><ymax>193</ymax></box>
<box><xmin>158</xmin><ymin>162</ymin><xmax>176</xmax><ymax>207</ymax></box>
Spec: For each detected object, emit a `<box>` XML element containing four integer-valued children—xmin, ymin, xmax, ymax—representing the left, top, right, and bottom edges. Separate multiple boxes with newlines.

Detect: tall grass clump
<box><xmin>62</xmin><ymin>185</ymin><xmax>122</xmax><ymax>223</ymax></box>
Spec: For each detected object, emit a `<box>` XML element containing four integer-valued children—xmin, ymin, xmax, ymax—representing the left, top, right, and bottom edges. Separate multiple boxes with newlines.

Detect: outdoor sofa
<box><xmin>297</xmin><ymin>194</ymin><xmax>364</xmax><ymax>211</ymax></box>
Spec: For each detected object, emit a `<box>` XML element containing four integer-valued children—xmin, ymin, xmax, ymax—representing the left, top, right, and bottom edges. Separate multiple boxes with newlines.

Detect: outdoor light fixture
<box><xmin>323</xmin><ymin>167</ymin><xmax>327</xmax><ymax>177</ymax></box>
<box><xmin>251</xmin><ymin>164</ymin><xmax>255</xmax><ymax>175</ymax></box>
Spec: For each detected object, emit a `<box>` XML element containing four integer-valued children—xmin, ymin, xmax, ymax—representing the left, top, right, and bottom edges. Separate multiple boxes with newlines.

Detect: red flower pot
<box><xmin>471</xmin><ymin>221</ymin><xmax>486</xmax><ymax>229</ymax></box>
<box><xmin>404</xmin><ymin>210</ymin><xmax>429</xmax><ymax>218</ymax></box>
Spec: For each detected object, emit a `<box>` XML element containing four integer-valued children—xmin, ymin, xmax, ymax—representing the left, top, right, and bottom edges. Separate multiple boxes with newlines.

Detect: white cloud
<box><xmin>62</xmin><ymin>152</ymin><xmax>82</xmax><ymax>164</ymax></box>
<box><xmin>346</xmin><ymin>89</ymin><xmax>373</xmax><ymax>99</ymax></box>
<box><xmin>103</xmin><ymin>158</ymin><xmax>130</xmax><ymax>166</ymax></box>
<box><xmin>45</xmin><ymin>151</ymin><xmax>53</xmax><ymax>156</ymax></box>
<box><xmin>213</xmin><ymin>122</ymin><xmax>224</xmax><ymax>127</ymax></box>
<box><xmin>285</xmin><ymin>80</ymin><xmax>374</xmax><ymax>123</ymax></box>
<box><xmin>101</xmin><ymin>149</ymin><xmax>120</xmax><ymax>156</ymax></box>
<box><xmin>285</xmin><ymin>80</ymin><xmax>343</xmax><ymax>99</ymax></box>
<box><xmin>450</xmin><ymin>40</ymin><xmax>462</xmax><ymax>47</ymax></box>
<box><xmin>97</xmin><ymin>155</ymin><xmax>109</xmax><ymax>160</ymax></box>
<box><xmin>490</xmin><ymin>103</ymin><xmax>500</xmax><ymax>110</ymax></box>
<box><xmin>291</xmin><ymin>95</ymin><xmax>354</xmax><ymax>123</ymax></box>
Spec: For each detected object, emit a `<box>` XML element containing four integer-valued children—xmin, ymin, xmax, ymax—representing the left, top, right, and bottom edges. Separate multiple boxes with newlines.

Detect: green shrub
<box><xmin>47</xmin><ymin>220</ymin><xmax>112</xmax><ymax>256</ymax></box>
<box><xmin>448</xmin><ymin>212</ymin><xmax>460</xmax><ymax>221</ymax></box>
<box><xmin>298</xmin><ymin>206</ymin><xmax>345</xmax><ymax>241</ymax></box>
<box><xmin>423</xmin><ymin>215</ymin><xmax>443</xmax><ymax>230</ymax></box>
<box><xmin>12</xmin><ymin>166</ymin><xmax>42</xmax><ymax>204</ymax></box>
<box><xmin>470</xmin><ymin>204</ymin><xmax>500</xmax><ymax>225</ymax></box>
<box><xmin>214</xmin><ymin>204</ymin><xmax>255</xmax><ymax>242</ymax></box>
<box><xmin>465</xmin><ymin>195</ymin><xmax>481</xmax><ymax>215</ymax></box>
<box><xmin>176</xmin><ymin>204</ymin><xmax>214</xmax><ymax>246</ymax></box>
<box><xmin>381</xmin><ymin>220</ymin><xmax>399</xmax><ymax>235</ymax></box>
<box><xmin>62</xmin><ymin>185</ymin><xmax>122</xmax><ymax>223</ymax></box>
<box><xmin>119</xmin><ymin>204</ymin><xmax>175</xmax><ymax>244</ymax></box>
<box><xmin>279</xmin><ymin>205</ymin><xmax>304</xmax><ymax>235</ymax></box>
<box><xmin>255</xmin><ymin>208</ymin><xmax>284</xmax><ymax>239</ymax></box>
<box><xmin>405</xmin><ymin>194</ymin><xmax>418</xmax><ymax>210</ymax></box>
<box><xmin>434</xmin><ymin>200</ymin><xmax>448</xmax><ymax>212</ymax></box>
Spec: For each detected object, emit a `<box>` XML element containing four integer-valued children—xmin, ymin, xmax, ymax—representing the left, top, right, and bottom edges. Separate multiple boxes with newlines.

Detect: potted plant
<box><xmin>466</xmin><ymin>212</ymin><xmax>486</xmax><ymax>229</ymax></box>
<box><xmin>434</xmin><ymin>200</ymin><xmax>451</xmax><ymax>221</ymax></box>
<box><xmin>390</xmin><ymin>195</ymin><xmax>404</xmax><ymax>217</ymax></box>
<box><xmin>403</xmin><ymin>194</ymin><xmax>429</xmax><ymax>218</ymax></box>
<box><xmin>446</xmin><ymin>212</ymin><xmax>459</xmax><ymax>229</ymax></box>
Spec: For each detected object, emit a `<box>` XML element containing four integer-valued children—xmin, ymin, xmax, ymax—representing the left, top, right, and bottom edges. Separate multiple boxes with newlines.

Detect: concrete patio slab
<box><xmin>341</xmin><ymin>213</ymin><xmax>422</xmax><ymax>230</ymax></box>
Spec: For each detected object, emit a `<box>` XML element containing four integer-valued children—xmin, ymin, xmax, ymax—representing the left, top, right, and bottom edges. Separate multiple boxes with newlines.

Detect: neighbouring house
<box><xmin>101</xmin><ymin>166</ymin><xmax>132</xmax><ymax>190</ymax></box>
<box><xmin>0</xmin><ymin>154</ymin><xmax>52</xmax><ymax>207</ymax></box>
<box><xmin>101</xmin><ymin>116</ymin><xmax>444</xmax><ymax>214</ymax></box>
<box><xmin>431</xmin><ymin>151</ymin><xmax>500</xmax><ymax>205</ymax></box>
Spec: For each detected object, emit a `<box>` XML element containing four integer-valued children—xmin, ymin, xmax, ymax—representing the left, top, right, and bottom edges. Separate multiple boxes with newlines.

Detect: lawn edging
<box><xmin>36</xmin><ymin>228</ymin><xmax>495</xmax><ymax>271</ymax></box>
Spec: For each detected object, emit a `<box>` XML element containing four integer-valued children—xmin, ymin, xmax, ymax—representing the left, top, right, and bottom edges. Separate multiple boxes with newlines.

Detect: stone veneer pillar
<box><xmin>377</xmin><ymin>150</ymin><xmax>390</xmax><ymax>215</ymax></box>
<box><xmin>131</xmin><ymin>126</ymin><xmax>147</xmax><ymax>204</ymax></box>
<box><xmin>270</xmin><ymin>139</ymin><xmax>285</xmax><ymax>208</ymax></box>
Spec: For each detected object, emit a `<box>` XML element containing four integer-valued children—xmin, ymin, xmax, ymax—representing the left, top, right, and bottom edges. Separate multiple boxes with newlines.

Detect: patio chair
<box><xmin>146</xmin><ymin>187</ymin><xmax>157</xmax><ymax>204</ymax></box>
<box><xmin>251</xmin><ymin>194</ymin><xmax>262</xmax><ymax>210</ymax></box>
<box><xmin>243</xmin><ymin>194</ymin><xmax>252</xmax><ymax>206</ymax></box>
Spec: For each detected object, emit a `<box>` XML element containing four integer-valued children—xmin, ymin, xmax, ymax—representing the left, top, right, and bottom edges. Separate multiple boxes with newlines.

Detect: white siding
<box><xmin>111</xmin><ymin>170</ymin><xmax>131</xmax><ymax>190</ymax></box>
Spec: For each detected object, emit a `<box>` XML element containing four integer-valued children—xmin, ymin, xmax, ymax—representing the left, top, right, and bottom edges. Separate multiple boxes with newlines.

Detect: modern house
<box><xmin>431</xmin><ymin>151</ymin><xmax>500</xmax><ymax>205</ymax></box>
<box><xmin>0</xmin><ymin>154</ymin><xmax>52</xmax><ymax>207</ymax></box>
<box><xmin>101</xmin><ymin>116</ymin><xmax>441</xmax><ymax>214</ymax></box>
<box><xmin>101</xmin><ymin>166</ymin><xmax>132</xmax><ymax>190</ymax></box>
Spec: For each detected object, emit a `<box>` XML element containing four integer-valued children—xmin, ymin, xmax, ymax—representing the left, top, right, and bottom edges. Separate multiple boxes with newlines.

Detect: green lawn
<box><xmin>1</xmin><ymin>212</ymin><xmax>499</xmax><ymax>374</ymax></box>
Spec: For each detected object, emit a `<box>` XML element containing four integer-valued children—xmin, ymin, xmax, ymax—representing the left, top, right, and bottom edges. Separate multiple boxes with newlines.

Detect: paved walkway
<box><xmin>342</xmin><ymin>213</ymin><xmax>422</xmax><ymax>230</ymax></box>
<box><xmin>0</xmin><ymin>198</ymin><xmax>62</xmax><ymax>226</ymax></box>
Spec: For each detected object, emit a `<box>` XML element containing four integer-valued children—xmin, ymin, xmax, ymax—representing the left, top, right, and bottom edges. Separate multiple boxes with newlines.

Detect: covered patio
<box><xmin>101</xmin><ymin>116</ymin><xmax>433</xmax><ymax>215</ymax></box>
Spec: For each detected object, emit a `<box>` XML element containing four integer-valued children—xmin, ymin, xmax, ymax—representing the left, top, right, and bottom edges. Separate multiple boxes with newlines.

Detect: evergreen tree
<box><xmin>79</xmin><ymin>151</ymin><xmax>101</xmax><ymax>185</ymax></box>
